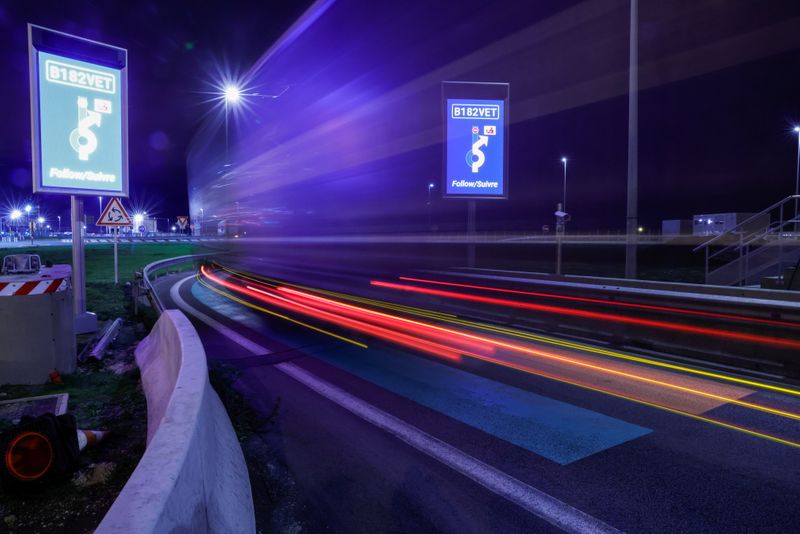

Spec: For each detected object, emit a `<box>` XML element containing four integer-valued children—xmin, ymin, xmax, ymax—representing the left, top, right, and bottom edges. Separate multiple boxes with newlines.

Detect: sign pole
<box><xmin>114</xmin><ymin>228</ymin><xmax>118</xmax><ymax>285</ymax></box>
<box><xmin>467</xmin><ymin>200</ymin><xmax>476</xmax><ymax>267</ymax></box>
<box><xmin>71</xmin><ymin>195</ymin><xmax>86</xmax><ymax>317</ymax></box>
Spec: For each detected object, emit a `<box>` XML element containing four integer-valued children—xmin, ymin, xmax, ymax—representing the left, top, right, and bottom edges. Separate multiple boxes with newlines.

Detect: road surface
<box><xmin>154</xmin><ymin>259</ymin><xmax>800</xmax><ymax>533</ymax></box>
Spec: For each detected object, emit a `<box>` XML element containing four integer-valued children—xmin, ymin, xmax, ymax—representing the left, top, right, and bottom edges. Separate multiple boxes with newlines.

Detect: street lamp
<box><xmin>224</xmin><ymin>85</ymin><xmax>241</xmax><ymax>105</ymax></box>
<box><xmin>57</xmin><ymin>215</ymin><xmax>61</xmax><ymax>233</ymax></box>
<box><xmin>133</xmin><ymin>213</ymin><xmax>144</xmax><ymax>234</ymax></box>
<box><xmin>556</xmin><ymin>157</ymin><xmax>569</xmax><ymax>276</ymax></box>
<box><xmin>427</xmin><ymin>182</ymin><xmax>435</xmax><ymax>231</ymax></box>
<box><xmin>24</xmin><ymin>205</ymin><xmax>31</xmax><ymax>215</ymax></box>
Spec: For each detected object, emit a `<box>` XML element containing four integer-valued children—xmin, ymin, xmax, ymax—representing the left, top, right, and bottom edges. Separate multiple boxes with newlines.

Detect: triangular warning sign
<box><xmin>97</xmin><ymin>197</ymin><xmax>133</xmax><ymax>226</ymax></box>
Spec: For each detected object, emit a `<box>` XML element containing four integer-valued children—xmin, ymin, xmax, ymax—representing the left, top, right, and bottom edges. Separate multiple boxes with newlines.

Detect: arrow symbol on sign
<box><xmin>470</xmin><ymin>135</ymin><xmax>488</xmax><ymax>173</ymax></box>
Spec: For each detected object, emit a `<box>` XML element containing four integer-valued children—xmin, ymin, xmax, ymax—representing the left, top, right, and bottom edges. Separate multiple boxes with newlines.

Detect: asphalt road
<box><xmin>154</xmin><ymin>261</ymin><xmax>800</xmax><ymax>533</ymax></box>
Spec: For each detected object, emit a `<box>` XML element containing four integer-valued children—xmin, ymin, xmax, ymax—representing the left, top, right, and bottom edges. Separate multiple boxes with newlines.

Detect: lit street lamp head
<box><xmin>37</xmin><ymin>217</ymin><xmax>45</xmax><ymax>224</ymax></box>
<box><xmin>224</xmin><ymin>85</ymin><xmax>242</xmax><ymax>105</ymax></box>
<box><xmin>10</xmin><ymin>209</ymin><xmax>21</xmax><ymax>221</ymax></box>
<box><xmin>24</xmin><ymin>205</ymin><xmax>32</xmax><ymax>214</ymax></box>
<box><xmin>561</xmin><ymin>157</ymin><xmax>567</xmax><ymax>163</ymax></box>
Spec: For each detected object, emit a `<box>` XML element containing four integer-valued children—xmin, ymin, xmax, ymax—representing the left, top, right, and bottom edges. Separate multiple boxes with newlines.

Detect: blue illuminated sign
<box><xmin>443</xmin><ymin>82</ymin><xmax>509</xmax><ymax>199</ymax></box>
<box><xmin>29</xmin><ymin>26</ymin><xmax>128</xmax><ymax>197</ymax></box>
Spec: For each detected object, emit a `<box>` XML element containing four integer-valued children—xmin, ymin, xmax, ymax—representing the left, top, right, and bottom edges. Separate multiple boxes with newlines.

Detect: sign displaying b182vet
<box><xmin>442</xmin><ymin>81</ymin><xmax>509</xmax><ymax>199</ymax></box>
<box><xmin>29</xmin><ymin>25</ymin><xmax>128</xmax><ymax>197</ymax></box>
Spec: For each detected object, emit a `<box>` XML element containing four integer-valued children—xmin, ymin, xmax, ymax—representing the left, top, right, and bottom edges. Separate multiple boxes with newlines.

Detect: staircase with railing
<box><xmin>693</xmin><ymin>195</ymin><xmax>800</xmax><ymax>286</ymax></box>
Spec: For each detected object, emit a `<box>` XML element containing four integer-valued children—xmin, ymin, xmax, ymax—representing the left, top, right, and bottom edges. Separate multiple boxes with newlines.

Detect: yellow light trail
<box><xmin>212</xmin><ymin>263</ymin><xmax>800</xmax><ymax>398</ymax></box>
<box><xmin>274</xmin><ymin>286</ymin><xmax>800</xmax><ymax>423</ymax></box>
<box><xmin>200</xmin><ymin>268</ymin><xmax>800</xmax><ymax>449</ymax></box>
<box><xmin>216</xmin><ymin>263</ymin><xmax>457</xmax><ymax>321</ymax></box>
<box><xmin>196</xmin><ymin>275</ymin><xmax>368</xmax><ymax>349</ymax></box>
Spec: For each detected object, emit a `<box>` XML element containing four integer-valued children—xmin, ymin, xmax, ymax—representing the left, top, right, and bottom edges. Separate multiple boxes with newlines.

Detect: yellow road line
<box><xmin>196</xmin><ymin>276</ymin><xmax>368</xmax><ymax>349</ymax></box>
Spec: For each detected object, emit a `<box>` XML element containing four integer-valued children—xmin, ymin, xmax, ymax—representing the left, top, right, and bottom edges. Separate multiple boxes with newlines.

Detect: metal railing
<box><xmin>693</xmin><ymin>195</ymin><xmax>800</xmax><ymax>285</ymax></box>
<box><xmin>141</xmin><ymin>254</ymin><xmax>212</xmax><ymax>313</ymax></box>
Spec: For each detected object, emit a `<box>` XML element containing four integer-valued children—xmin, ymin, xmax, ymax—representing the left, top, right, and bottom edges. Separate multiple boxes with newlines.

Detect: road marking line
<box><xmin>170</xmin><ymin>274</ymin><xmax>621</xmax><ymax>534</ymax></box>
<box><xmin>171</xmin><ymin>275</ymin><xmax>269</xmax><ymax>354</ymax></box>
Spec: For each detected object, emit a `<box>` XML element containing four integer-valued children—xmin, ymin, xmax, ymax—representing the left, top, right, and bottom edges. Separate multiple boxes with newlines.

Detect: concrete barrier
<box><xmin>96</xmin><ymin>310</ymin><xmax>255</xmax><ymax>533</ymax></box>
<box><xmin>0</xmin><ymin>265</ymin><xmax>75</xmax><ymax>385</ymax></box>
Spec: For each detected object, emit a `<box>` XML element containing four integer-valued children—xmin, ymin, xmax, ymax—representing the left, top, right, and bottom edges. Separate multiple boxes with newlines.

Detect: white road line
<box><xmin>170</xmin><ymin>274</ymin><xmax>621</xmax><ymax>534</ymax></box>
<box><xmin>171</xmin><ymin>275</ymin><xmax>270</xmax><ymax>355</ymax></box>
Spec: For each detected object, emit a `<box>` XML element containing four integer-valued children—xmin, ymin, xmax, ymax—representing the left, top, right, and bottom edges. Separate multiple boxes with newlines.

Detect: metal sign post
<box><xmin>114</xmin><ymin>228</ymin><xmax>118</xmax><ymax>284</ymax></box>
<box><xmin>70</xmin><ymin>196</ymin><xmax>87</xmax><ymax>319</ymax></box>
<box><xmin>96</xmin><ymin>197</ymin><xmax>132</xmax><ymax>285</ymax></box>
<box><xmin>28</xmin><ymin>25</ymin><xmax>128</xmax><ymax>333</ymax></box>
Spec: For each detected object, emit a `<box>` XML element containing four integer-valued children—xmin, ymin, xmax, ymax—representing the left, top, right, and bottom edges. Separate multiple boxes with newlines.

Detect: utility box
<box><xmin>0</xmin><ymin>263</ymin><xmax>75</xmax><ymax>385</ymax></box>
<box><xmin>692</xmin><ymin>212</ymin><xmax>769</xmax><ymax>236</ymax></box>
<box><xmin>661</xmin><ymin>219</ymin><xmax>692</xmax><ymax>236</ymax></box>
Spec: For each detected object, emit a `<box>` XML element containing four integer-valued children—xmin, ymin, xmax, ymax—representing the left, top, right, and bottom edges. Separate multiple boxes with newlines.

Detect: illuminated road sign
<box><xmin>443</xmin><ymin>82</ymin><xmax>509</xmax><ymax>199</ymax></box>
<box><xmin>29</xmin><ymin>25</ymin><xmax>128</xmax><ymax>197</ymax></box>
<box><xmin>96</xmin><ymin>198</ymin><xmax>132</xmax><ymax>227</ymax></box>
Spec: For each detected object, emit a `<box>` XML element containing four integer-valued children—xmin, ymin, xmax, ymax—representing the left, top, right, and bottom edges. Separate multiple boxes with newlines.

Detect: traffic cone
<box><xmin>76</xmin><ymin>430</ymin><xmax>110</xmax><ymax>451</ymax></box>
<box><xmin>48</xmin><ymin>369</ymin><xmax>64</xmax><ymax>386</ymax></box>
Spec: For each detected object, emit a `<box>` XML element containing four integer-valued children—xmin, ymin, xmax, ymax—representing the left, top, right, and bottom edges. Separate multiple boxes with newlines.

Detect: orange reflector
<box><xmin>4</xmin><ymin>431</ymin><xmax>54</xmax><ymax>481</ymax></box>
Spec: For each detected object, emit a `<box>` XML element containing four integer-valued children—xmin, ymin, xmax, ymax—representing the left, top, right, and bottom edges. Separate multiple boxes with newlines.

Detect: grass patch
<box><xmin>14</xmin><ymin>242</ymin><xmax>212</xmax><ymax>284</ymax></box>
<box><xmin>8</xmin><ymin>242</ymin><xmax>218</xmax><ymax>321</ymax></box>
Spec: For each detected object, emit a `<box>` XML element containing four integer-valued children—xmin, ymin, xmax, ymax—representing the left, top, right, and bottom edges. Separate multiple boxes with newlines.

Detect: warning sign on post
<box><xmin>96</xmin><ymin>197</ymin><xmax>132</xmax><ymax>227</ymax></box>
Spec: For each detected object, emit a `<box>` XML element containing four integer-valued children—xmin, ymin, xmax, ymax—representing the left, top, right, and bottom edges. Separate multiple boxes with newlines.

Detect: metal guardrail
<box><xmin>141</xmin><ymin>254</ymin><xmax>212</xmax><ymax>313</ymax></box>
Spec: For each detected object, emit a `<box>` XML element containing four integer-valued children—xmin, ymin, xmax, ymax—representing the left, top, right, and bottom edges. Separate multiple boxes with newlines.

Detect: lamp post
<box><xmin>57</xmin><ymin>215</ymin><xmax>61</xmax><ymax>234</ymax></box>
<box><xmin>561</xmin><ymin>157</ymin><xmax>568</xmax><ymax>211</ymax></box>
<box><xmin>223</xmin><ymin>84</ymin><xmax>241</xmax><ymax>165</ymax></box>
<box><xmin>427</xmin><ymin>182</ymin><xmax>435</xmax><ymax>230</ymax></box>
<box><xmin>793</xmin><ymin>126</ymin><xmax>800</xmax><ymax>231</ymax></box>
<box><xmin>625</xmin><ymin>0</ymin><xmax>639</xmax><ymax>279</ymax></box>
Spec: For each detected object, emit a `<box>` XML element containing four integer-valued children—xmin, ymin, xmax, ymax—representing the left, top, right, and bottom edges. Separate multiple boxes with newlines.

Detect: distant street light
<box><xmin>10</xmin><ymin>209</ymin><xmax>21</xmax><ymax>221</ymax></box>
<box><xmin>98</xmin><ymin>196</ymin><xmax>104</xmax><ymax>233</ymax></box>
<box><xmin>37</xmin><ymin>216</ymin><xmax>44</xmax><ymax>224</ymax></box>
<box><xmin>57</xmin><ymin>215</ymin><xmax>61</xmax><ymax>233</ymax></box>
<box><xmin>24</xmin><ymin>205</ymin><xmax>32</xmax><ymax>214</ymax></box>
<box><xmin>427</xmin><ymin>182</ymin><xmax>435</xmax><ymax>230</ymax></box>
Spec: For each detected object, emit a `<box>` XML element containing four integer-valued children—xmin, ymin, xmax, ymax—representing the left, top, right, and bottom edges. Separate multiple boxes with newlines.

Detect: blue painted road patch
<box><xmin>192</xmin><ymin>280</ymin><xmax>651</xmax><ymax>464</ymax></box>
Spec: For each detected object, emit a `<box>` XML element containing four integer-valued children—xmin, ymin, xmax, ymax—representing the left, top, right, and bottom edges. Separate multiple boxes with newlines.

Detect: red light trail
<box><xmin>371</xmin><ymin>280</ymin><xmax>800</xmax><ymax>350</ymax></box>
<box><xmin>398</xmin><ymin>276</ymin><xmax>800</xmax><ymax>329</ymax></box>
<box><xmin>198</xmin><ymin>265</ymin><xmax>800</xmax><ymax>448</ymax></box>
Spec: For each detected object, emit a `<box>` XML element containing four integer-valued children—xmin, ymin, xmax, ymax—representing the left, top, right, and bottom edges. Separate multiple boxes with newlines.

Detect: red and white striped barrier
<box><xmin>0</xmin><ymin>278</ymin><xmax>69</xmax><ymax>296</ymax></box>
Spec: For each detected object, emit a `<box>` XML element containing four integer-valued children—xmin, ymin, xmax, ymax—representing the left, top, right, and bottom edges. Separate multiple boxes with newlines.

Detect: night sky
<box><xmin>0</xmin><ymin>0</ymin><xmax>310</xmax><ymax>222</ymax></box>
<box><xmin>2</xmin><ymin>1</ymin><xmax>800</xmax><ymax>231</ymax></box>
